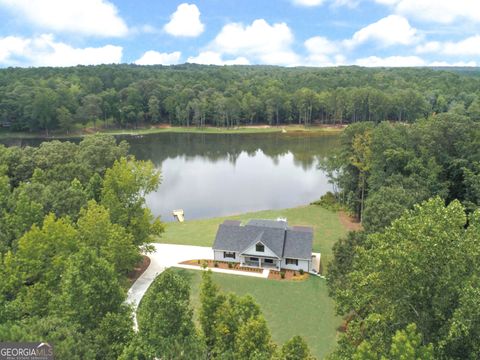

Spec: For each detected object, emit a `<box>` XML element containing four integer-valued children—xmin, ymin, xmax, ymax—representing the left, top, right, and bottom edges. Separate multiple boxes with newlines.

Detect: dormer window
<box><xmin>256</xmin><ymin>243</ymin><xmax>265</xmax><ymax>252</ymax></box>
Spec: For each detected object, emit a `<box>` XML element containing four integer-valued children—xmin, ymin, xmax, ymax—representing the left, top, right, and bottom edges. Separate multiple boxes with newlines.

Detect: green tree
<box><xmin>362</xmin><ymin>185</ymin><xmax>415</xmax><ymax>233</ymax></box>
<box><xmin>467</xmin><ymin>97</ymin><xmax>480</xmax><ymax>121</ymax></box>
<box><xmin>148</xmin><ymin>95</ymin><xmax>161</xmax><ymax>123</ymax></box>
<box><xmin>353</xmin><ymin>324</ymin><xmax>434</xmax><ymax>360</ymax></box>
<box><xmin>101</xmin><ymin>157</ymin><xmax>164</xmax><ymax>246</ymax></box>
<box><xmin>235</xmin><ymin>316</ymin><xmax>276</xmax><ymax>360</ymax></box>
<box><xmin>58</xmin><ymin>248</ymin><xmax>125</xmax><ymax>331</ymax></box>
<box><xmin>349</xmin><ymin>130</ymin><xmax>372</xmax><ymax>221</ymax></box>
<box><xmin>278</xmin><ymin>336</ymin><xmax>315</xmax><ymax>360</ymax></box>
<box><xmin>330</xmin><ymin>198</ymin><xmax>480</xmax><ymax>358</ymax></box>
<box><xmin>199</xmin><ymin>270</ymin><xmax>225</xmax><ymax>355</ymax></box>
<box><xmin>56</xmin><ymin>106</ymin><xmax>74</xmax><ymax>134</ymax></box>
<box><xmin>31</xmin><ymin>88</ymin><xmax>58</xmax><ymax>135</ymax></box>
<box><xmin>77</xmin><ymin>200</ymin><xmax>139</xmax><ymax>275</ymax></box>
<box><xmin>91</xmin><ymin>310</ymin><xmax>135</xmax><ymax>360</ymax></box>
<box><xmin>137</xmin><ymin>269</ymin><xmax>203</xmax><ymax>359</ymax></box>
<box><xmin>78</xmin><ymin>94</ymin><xmax>103</xmax><ymax>129</ymax></box>
<box><xmin>213</xmin><ymin>294</ymin><xmax>261</xmax><ymax>357</ymax></box>
<box><xmin>76</xmin><ymin>134</ymin><xmax>129</xmax><ymax>175</ymax></box>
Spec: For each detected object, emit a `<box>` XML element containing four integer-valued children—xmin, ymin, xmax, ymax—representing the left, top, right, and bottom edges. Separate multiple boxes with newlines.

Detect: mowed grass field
<box><xmin>158</xmin><ymin>205</ymin><xmax>349</xmax><ymax>271</ymax></box>
<box><xmin>170</xmin><ymin>268</ymin><xmax>341</xmax><ymax>359</ymax></box>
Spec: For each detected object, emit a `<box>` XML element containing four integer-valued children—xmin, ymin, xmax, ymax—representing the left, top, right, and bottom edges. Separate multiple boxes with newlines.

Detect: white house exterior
<box><xmin>212</xmin><ymin>219</ymin><xmax>314</xmax><ymax>272</ymax></box>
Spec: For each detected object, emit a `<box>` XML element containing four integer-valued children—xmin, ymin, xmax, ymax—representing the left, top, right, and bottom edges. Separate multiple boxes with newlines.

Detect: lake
<box><xmin>1</xmin><ymin>131</ymin><xmax>339</xmax><ymax>222</ymax></box>
<box><xmin>126</xmin><ymin>132</ymin><xmax>339</xmax><ymax>222</ymax></box>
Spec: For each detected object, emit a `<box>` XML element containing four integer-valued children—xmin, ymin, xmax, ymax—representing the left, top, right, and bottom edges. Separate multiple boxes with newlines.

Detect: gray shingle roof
<box><xmin>223</xmin><ymin>220</ymin><xmax>241</xmax><ymax>226</ymax></box>
<box><xmin>213</xmin><ymin>220</ymin><xmax>313</xmax><ymax>260</ymax></box>
<box><xmin>247</xmin><ymin>219</ymin><xmax>288</xmax><ymax>229</ymax></box>
<box><xmin>284</xmin><ymin>230</ymin><xmax>313</xmax><ymax>259</ymax></box>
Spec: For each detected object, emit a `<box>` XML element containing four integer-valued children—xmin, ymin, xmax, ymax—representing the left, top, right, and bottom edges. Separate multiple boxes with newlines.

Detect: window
<box><xmin>264</xmin><ymin>259</ymin><xmax>274</xmax><ymax>264</ymax></box>
<box><xmin>249</xmin><ymin>257</ymin><xmax>259</xmax><ymax>262</ymax></box>
<box><xmin>286</xmin><ymin>258</ymin><xmax>298</xmax><ymax>266</ymax></box>
<box><xmin>224</xmin><ymin>251</ymin><xmax>235</xmax><ymax>259</ymax></box>
<box><xmin>255</xmin><ymin>243</ymin><xmax>265</xmax><ymax>252</ymax></box>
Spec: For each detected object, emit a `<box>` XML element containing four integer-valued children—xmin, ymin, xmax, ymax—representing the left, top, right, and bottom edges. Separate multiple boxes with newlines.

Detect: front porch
<box><xmin>240</xmin><ymin>255</ymin><xmax>281</xmax><ymax>270</ymax></box>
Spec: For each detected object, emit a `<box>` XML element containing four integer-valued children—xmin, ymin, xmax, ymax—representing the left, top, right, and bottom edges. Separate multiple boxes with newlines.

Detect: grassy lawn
<box><xmin>159</xmin><ymin>205</ymin><xmax>349</xmax><ymax>271</ymax></box>
<box><xmin>170</xmin><ymin>268</ymin><xmax>340</xmax><ymax>359</ymax></box>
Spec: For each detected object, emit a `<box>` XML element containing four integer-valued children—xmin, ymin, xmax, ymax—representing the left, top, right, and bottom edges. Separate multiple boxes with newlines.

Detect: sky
<box><xmin>0</xmin><ymin>0</ymin><xmax>479</xmax><ymax>68</ymax></box>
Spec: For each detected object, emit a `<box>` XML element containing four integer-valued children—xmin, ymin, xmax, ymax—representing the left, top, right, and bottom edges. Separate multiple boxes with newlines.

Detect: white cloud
<box><xmin>304</xmin><ymin>36</ymin><xmax>346</xmax><ymax>66</ymax></box>
<box><xmin>374</xmin><ymin>0</ymin><xmax>399</xmax><ymax>4</ymax></box>
<box><xmin>164</xmin><ymin>3</ymin><xmax>205</xmax><ymax>37</ymax></box>
<box><xmin>0</xmin><ymin>36</ymin><xmax>30</xmax><ymax>63</ymax></box>
<box><xmin>375</xmin><ymin>0</ymin><xmax>480</xmax><ymax>24</ymax></box>
<box><xmin>187</xmin><ymin>51</ymin><xmax>250</xmax><ymax>65</ymax></box>
<box><xmin>415</xmin><ymin>41</ymin><xmax>442</xmax><ymax>54</ymax></box>
<box><xmin>135</xmin><ymin>51</ymin><xmax>182</xmax><ymax>65</ymax></box>
<box><xmin>355</xmin><ymin>55</ymin><xmax>426</xmax><ymax>67</ymax></box>
<box><xmin>211</xmin><ymin>19</ymin><xmax>300</xmax><ymax>66</ymax></box>
<box><xmin>0</xmin><ymin>34</ymin><xmax>122</xmax><ymax>67</ymax></box>
<box><xmin>305</xmin><ymin>36</ymin><xmax>339</xmax><ymax>55</ymax></box>
<box><xmin>292</xmin><ymin>0</ymin><xmax>325</xmax><ymax>6</ymax></box>
<box><xmin>345</xmin><ymin>15</ymin><xmax>419</xmax><ymax>48</ymax></box>
<box><xmin>333</xmin><ymin>0</ymin><xmax>360</xmax><ymax>7</ymax></box>
<box><xmin>417</xmin><ymin>36</ymin><xmax>480</xmax><ymax>56</ymax></box>
<box><xmin>0</xmin><ymin>0</ymin><xmax>128</xmax><ymax>37</ymax></box>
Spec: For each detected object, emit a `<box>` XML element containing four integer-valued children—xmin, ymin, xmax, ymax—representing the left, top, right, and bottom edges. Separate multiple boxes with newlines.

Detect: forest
<box><xmin>0</xmin><ymin>134</ymin><xmax>315</xmax><ymax>359</ymax></box>
<box><xmin>323</xmin><ymin>113</ymin><xmax>480</xmax><ymax>359</ymax></box>
<box><xmin>1</xmin><ymin>64</ymin><xmax>480</xmax><ymax>133</ymax></box>
<box><xmin>1</xmin><ymin>63</ymin><xmax>480</xmax><ymax>359</ymax></box>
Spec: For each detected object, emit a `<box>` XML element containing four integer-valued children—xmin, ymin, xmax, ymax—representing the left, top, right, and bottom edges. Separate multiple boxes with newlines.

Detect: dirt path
<box><xmin>339</xmin><ymin>211</ymin><xmax>363</xmax><ymax>231</ymax></box>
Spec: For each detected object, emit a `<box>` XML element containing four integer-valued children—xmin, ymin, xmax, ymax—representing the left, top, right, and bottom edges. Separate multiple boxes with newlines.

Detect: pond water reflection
<box><xmin>125</xmin><ymin>132</ymin><xmax>339</xmax><ymax>221</ymax></box>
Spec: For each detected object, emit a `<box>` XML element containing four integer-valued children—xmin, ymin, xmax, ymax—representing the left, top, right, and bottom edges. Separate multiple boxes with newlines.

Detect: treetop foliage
<box><xmin>2</xmin><ymin>64</ymin><xmax>480</xmax><ymax>132</ymax></box>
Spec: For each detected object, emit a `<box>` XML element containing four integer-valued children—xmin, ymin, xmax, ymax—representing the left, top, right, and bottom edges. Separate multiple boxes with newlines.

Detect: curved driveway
<box><xmin>127</xmin><ymin>243</ymin><xmax>273</xmax><ymax>330</ymax></box>
<box><xmin>127</xmin><ymin>243</ymin><xmax>214</xmax><ymax>329</ymax></box>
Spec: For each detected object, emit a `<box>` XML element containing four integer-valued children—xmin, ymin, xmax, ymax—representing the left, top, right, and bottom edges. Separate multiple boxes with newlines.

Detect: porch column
<box><xmin>259</xmin><ymin>258</ymin><xmax>261</xmax><ymax>268</ymax></box>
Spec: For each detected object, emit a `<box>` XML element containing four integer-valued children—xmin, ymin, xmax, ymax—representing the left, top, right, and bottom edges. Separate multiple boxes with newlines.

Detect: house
<box><xmin>212</xmin><ymin>219</ymin><xmax>314</xmax><ymax>272</ymax></box>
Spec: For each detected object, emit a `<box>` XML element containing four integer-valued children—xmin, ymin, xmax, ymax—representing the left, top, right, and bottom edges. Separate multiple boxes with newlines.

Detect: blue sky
<box><xmin>0</xmin><ymin>0</ymin><xmax>479</xmax><ymax>67</ymax></box>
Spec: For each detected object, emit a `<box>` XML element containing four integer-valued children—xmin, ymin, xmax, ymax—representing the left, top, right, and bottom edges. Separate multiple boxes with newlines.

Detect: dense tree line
<box><xmin>323</xmin><ymin>113</ymin><xmax>480</xmax><ymax>358</ymax></box>
<box><xmin>0</xmin><ymin>135</ymin><xmax>163</xmax><ymax>359</ymax></box>
<box><xmin>1</xmin><ymin>64</ymin><xmax>480</xmax><ymax>133</ymax></box>
<box><xmin>323</xmin><ymin>113</ymin><xmax>480</xmax><ymax>227</ymax></box>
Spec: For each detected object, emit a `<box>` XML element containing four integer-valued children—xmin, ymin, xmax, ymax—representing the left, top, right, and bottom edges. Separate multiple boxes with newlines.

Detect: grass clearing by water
<box><xmin>0</xmin><ymin>125</ymin><xmax>343</xmax><ymax>141</ymax></box>
<box><xmin>159</xmin><ymin>205</ymin><xmax>349</xmax><ymax>272</ymax></box>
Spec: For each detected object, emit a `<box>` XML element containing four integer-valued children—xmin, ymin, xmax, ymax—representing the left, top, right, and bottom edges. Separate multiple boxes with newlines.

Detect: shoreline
<box><xmin>0</xmin><ymin>124</ymin><xmax>345</xmax><ymax>141</ymax></box>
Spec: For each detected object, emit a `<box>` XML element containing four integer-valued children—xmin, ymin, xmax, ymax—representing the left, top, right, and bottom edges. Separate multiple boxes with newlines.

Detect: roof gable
<box><xmin>241</xmin><ymin>238</ymin><xmax>280</xmax><ymax>258</ymax></box>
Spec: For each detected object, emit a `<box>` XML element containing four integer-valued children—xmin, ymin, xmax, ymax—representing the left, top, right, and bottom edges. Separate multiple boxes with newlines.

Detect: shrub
<box><xmin>293</xmin><ymin>272</ymin><xmax>297</xmax><ymax>277</ymax></box>
<box><xmin>197</xmin><ymin>260</ymin><xmax>201</xmax><ymax>265</ymax></box>
<box><xmin>310</xmin><ymin>191</ymin><xmax>341</xmax><ymax>211</ymax></box>
<box><xmin>280</xmin><ymin>271</ymin><xmax>286</xmax><ymax>279</ymax></box>
<box><xmin>299</xmin><ymin>269</ymin><xmax>304</xmax><ymax>275</ymax></box>
<box><xmin>214</xmin><ymin>261</ymin><xmax>218</xmax><ymax>268</ymax></box>
<box><xmin>228</xmin><ymin>262</ymin><xmax>233</xmax><ymax>269</ymax></box>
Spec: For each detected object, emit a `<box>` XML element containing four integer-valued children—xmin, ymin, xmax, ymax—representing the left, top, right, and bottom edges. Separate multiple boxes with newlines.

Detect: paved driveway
<box><xmin>127</xmin><ymin>244</ymin><xmax>213</xmax><ymax>309</ymax></box>
<box><xmin>127</xmin><ymin>242</ymin><xmax>322</xmax><ymax>329</ymax></box>
<box><xmin>127</xmin><ymin>243</ymin><xmax>214</xmax><ymax>329</ymax></box>
<box><xmin>127</xmin><ymin>243</ymin><xmax>275</xmax><ymax>330</ymax></box>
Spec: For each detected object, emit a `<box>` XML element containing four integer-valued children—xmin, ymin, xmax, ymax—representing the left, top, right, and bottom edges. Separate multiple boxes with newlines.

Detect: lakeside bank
<box><xmin>0</xmin><ymin>124</ymin><xmax>345</xmax><ymax>141</ymax></box>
